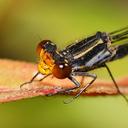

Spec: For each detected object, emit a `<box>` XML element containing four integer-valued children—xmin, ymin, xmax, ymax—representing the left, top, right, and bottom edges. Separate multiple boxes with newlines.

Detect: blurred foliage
<box><xmin>0</xmin><ymin>0</ymin><xmax>128</xmax><ymax>128</ymax></box>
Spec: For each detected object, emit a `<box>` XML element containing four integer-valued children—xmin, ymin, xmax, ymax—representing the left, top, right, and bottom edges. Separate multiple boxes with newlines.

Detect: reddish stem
<box><xmin>0</xmin><ymin>59</ymin><xmax>128</xmax><ymax>103</ymax></box>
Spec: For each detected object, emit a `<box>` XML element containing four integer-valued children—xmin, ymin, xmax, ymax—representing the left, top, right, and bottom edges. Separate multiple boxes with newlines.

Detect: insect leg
<box><xmin>63</xmin><ymin>72</ymin><xmax>97</xmax><ymax>104</ymax></box>
<box><xmin>38</xmin><ymin>74</ymin><xmax>51</xmax><ymax>81</ymax></box>
<box><xmin>20</xmin><ymin>72</ymin><xmax>51</xmax><ymax>88</ymax></box>
<box><xmin>71</xmin><ymin>72</ymin><xmax>97</xmax><ymax>98</ymax></box>
<box><xmin>103</xmin><ymin>64</ymin><xmax>128</xmax><ymax>103</ymax></box>
<box><xmin>20</xmin><ymin>72</ymin><xmax>40</xmax><ymax>88</ymax></box>
<box><xmin>63</xmin><ymin>75</ymin><xmax>81</xmax><ymax>93</ymax></box>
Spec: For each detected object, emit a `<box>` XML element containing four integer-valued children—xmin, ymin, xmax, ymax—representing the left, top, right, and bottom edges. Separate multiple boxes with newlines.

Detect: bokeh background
<box><xmin>0</xmin><ymin>0</ymin><xmax>128</xmax><ymax>128</ymax></box>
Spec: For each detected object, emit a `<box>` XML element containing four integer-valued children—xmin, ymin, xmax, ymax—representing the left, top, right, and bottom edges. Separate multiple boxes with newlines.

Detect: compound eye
<box><xmin>36</xmin><ymin>40</ymin><xmax>51</xmax><ymax>55</ymax></box>
<box><xmin>52</xmin><ymin>63</ymin><xmax>72</xmax><ymax>79</ymax></box>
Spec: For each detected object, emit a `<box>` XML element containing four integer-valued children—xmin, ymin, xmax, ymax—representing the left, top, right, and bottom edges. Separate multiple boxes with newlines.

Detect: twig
<box><xmin>0</xmin><ymin>59</ymin><xmax>128</xmax><ymax>103</ymax></box>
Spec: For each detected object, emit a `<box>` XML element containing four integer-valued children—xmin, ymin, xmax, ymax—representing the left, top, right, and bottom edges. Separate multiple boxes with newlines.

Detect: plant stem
<box><xmin>0</xmin><ymin>59</ymin><xmax>128</xmax><ymax>103</ymax></box>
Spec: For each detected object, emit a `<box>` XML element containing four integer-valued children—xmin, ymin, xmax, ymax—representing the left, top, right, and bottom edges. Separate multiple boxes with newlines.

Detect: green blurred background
<box><xmin>0</xmin><ymin>0</ymin><xmax>128</xmax><ymax>128</ymax></box>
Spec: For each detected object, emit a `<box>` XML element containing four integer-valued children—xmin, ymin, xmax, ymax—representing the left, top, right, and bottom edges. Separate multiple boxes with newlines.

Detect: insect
<box><xmin>20</xmin><ymin>26</ymin><xmax>128</xmax><ymax>103</ymax></box>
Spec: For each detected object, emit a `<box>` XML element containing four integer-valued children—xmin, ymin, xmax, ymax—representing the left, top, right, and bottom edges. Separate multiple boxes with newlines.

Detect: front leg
<box><xmin>20</xmin><ymin>72</ymin><xmax>40</xmax><ymax>88</ymax></box>
<box><xmin>63</xmin><ymin>72</ymin><xmax>97</xmax><ymax>103</ymax></box>
<box><xmin>71</xmin><ymin>72</ymin><xmax>97</xmax><ymax>98</ymax></box>
<box><xmin>20</xmin><ymin>72</ymin><xmax>50</xmax><ymax>89</ymax></box>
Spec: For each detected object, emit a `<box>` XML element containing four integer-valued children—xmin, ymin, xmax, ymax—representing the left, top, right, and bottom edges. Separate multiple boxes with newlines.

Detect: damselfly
<box><xmin>20</xmin><ymin>26</ymin><xmax>128</xmax><ymax>103</ymax></box>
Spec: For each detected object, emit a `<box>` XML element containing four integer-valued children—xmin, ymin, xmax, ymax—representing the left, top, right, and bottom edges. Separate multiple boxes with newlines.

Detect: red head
<box><xmin>36</xmin><ymin>40</ymin><xmax>72</xmax><ymax>79</ymax></box>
